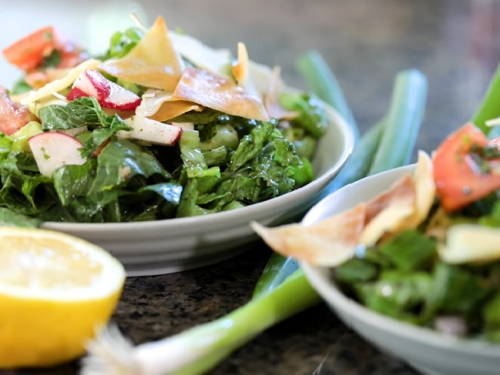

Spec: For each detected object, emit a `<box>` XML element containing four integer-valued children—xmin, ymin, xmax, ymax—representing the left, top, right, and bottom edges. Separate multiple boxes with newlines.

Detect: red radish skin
<box><xmin>28</xmin><ymin>132</ymin><xmax>87</xmax><ymax>177</ymax></box>
<box><xmin>67</xmin><ymin>69</ymin><xmax>141</xmax><ymax>111</ymax></box>
<box><xmin>66</xmin><ymin>87</ymin><xmax>89</xmax><ymax>101</ymax></box>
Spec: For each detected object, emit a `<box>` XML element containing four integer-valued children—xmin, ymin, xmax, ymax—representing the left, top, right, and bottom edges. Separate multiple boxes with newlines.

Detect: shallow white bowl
<box><xmin>301</xmin><ymin>164</ymin><xmax>500</xmax><ymax>375</ymax></box>
<box><xmin>41</xmin><ymin>104</ymin><xmax>354</xmax><ymax>276</ymax></box>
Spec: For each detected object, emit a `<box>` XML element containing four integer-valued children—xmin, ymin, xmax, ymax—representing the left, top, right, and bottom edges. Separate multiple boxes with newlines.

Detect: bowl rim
<box><xmin>300</xmin><ymin>164</ymin><xmax>500</xmax><ymax>356</ymax></box>
<box><xmin>41</xmin><ymin>102</ymin><xmax>355</xmax><ymax>231</ymax></box>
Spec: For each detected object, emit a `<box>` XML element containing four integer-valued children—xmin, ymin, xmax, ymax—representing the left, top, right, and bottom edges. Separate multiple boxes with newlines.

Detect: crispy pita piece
<box><xmin>250</xmin><ymin>203</ymin><xmax>366</xmax><ymax>266</ymax></box>
<box><xmin>395</xmin><ymin>151</ymin><xmax>436</xmax><ymax>231</ymax></box>
<box><xmin>169</xmin><ymin>31</ymin><xmax>233</xmax><ymax>80</ymax></box>
<box><xmin>360</xmin><ymin>173</ymin><xmax>416</xmax><ymax>247</ymax></box>
<box><xmin>232</xmin><ymin>42</ymin><xmax>249</xmax><ymax>84</ymax></box>
<box><xmin>99</xmin><ymin>17</ymin><xmax>184</xmax><ymax>92</ymax></box>
<box><xmin>136</xmin><ymin>89</ymin><xmax>203</xmax><ymax>121</ymax></box>
<box><xmin>264</xmin><ymin>67</ymin><xmax>299</xmax><ymax>120</ymax></box>
<box><xmin>172</xmin><ymin>67</ymin><xmax>270</xmax><ymax>121</ymax></box>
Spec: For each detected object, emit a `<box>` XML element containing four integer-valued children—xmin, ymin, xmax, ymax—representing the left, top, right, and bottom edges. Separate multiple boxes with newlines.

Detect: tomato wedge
<box><xmin>2</xmin><ymin>27</ymin><xmax>56</xmax><ymax>71</ymax></box>
<box><xmin>433</xmin><ymin>123</ymin><xmax>500</xmax><ymax>212</ymax></box>
<box><xmin>2</xmin><ymin>26</ymin><xmax>86</xmax><ymax>72</ymax></box>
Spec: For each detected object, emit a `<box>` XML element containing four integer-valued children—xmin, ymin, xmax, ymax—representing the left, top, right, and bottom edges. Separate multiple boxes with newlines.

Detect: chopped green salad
<box><xmin>0</xmin><ymin>17</ymin><xmax>329</xmax><ymax>224</ymax></box>
<box><xmin>254</xmin><ymin>119</ymin><xmax>500</xmax><ymax>342</ymax></box>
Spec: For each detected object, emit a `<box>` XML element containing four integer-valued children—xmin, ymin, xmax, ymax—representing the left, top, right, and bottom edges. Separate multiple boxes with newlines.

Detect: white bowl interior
<box><xmin>300</xmin><ymin>165</ymin><xmax>500</xmax><ymax>375</ymax></box>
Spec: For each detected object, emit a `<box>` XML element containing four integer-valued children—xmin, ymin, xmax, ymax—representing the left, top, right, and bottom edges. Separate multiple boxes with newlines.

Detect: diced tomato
<box><xmin>0</xmin><ymin>87</ymin><xmax>33</xmax><ymax>135</ymax></box>
<box><xmin>2</xmin><ymin>27</ymin><xmax>56</xmax><ymax>72</ymax></box>
<box><xmin>433</xmin><ymin>122</ymin><xmax>500</xmax><ymax>212</ymax></box>
<box><xmin>2</xmin><ymin>26</ymin><xmax>87</xmax><ymax>72</ymax></box>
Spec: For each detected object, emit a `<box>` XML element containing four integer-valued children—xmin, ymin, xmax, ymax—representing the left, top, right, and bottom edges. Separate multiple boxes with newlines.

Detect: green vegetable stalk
<box><xmin>82</xmin><ymin>269</ymin><xmax>321</xmax><ymax>375</ymax></box>
<box><xmin>295</xmin><ymin>50</ymin><xmax>360</xmax><ymax>141</ymax></box>
<box><xmin>472</xmin><ymin>61</ymin><xmax>500</xmax><ymax>134</ymax></box>
<box><xmin>368</xmin><ymin>69</ymin><xmax>428</xmax><ymax>175</ymax></box>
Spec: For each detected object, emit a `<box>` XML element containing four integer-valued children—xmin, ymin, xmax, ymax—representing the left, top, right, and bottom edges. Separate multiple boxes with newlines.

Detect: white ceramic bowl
<box><xmin>41</xmin><ymin>104</ymin><xmax>354</xmax><ymax>276</ymax></box>
<box><xmin>301</xmin><ymin>164</ymin><xmax>500</xmax><ymax>375</ymax></box>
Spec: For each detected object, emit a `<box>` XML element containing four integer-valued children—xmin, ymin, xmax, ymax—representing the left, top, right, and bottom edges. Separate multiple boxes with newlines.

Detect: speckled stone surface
<box><xmin>2</xmin><ymin>0</ymin><xmax>500</xmax><ymax>374</ymax></box>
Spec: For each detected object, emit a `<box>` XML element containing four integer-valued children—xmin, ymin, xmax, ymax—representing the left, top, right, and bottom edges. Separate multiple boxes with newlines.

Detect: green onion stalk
<box><xmin>81</xmin><ymin>271</ymin><xmax>320</xmax><ymax>375</ymax></box>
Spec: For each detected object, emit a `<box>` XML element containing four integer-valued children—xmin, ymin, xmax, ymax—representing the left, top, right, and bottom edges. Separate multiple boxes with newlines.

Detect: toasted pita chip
<box><xmin>232</xmin><ymin>42</ymin><xmax>262</xmax><ymax>101</ymax></box>
<box><xmin>250</xmin><ymin>203</ymin><xmax>366</xmax><ymax>266</ymax></box>
<box><xmin>264</xmin><ymin>67</ymin><xmax>299</xmax><ymax>120</ymax></box>
<box><xmin>248</xmin><ymin>61</ymin><xmax>274</xmax><ymax>98</ymax></box>
<box><xmin>232</xmin><ymin>42</ymin><xmax>249</xmax><ymax>84</ymax></box>
<box><xmin>136</xmin><ymin>89</ymin><xmax>203</xmax><ymax>121</ymax></box>
<box><xmin>172</xmin><ymin>67</ymin><xmax>269</xmax><ymax>121</ymax></box>
<box><xmin>20</xmin><ymin>59</ymin><xmax>101</xmax><ymax>105</ymax></box>
<box><xmin>360</xmin><ymin>174</ymin><xmax>416</xmax><ymax>247</ymax></box>
<box><xmin>99</xmin><ymin>17</ymin><xmax>184</xmax><ymax>92</ymax></box>
<box><xmin>169</xmin><ymin>31</ymin><xmax>233</xmax><ymax>80</ymax></box>
<box><xmin>395</xmin><ymin>151</ymin><xmax>436</xmax><ymax>231</ymax></box>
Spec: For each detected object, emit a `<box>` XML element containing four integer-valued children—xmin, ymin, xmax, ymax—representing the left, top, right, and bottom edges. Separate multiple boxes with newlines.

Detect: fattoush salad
<box><xmin>254</xmin><ymin>122</ymin><xmax>500</xmax><ymax>342</ymax></box>
<box><xmin>0</xmin><ymin>16</ymin><xmax>329</xmax><ymax>224</ymax></box>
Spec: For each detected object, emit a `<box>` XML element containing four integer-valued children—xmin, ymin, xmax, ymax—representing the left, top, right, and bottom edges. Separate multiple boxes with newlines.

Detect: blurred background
<box><xmin>1</xmin><ymin>0</ymin><xmax>500</xmax><ymax>156</ymax></box>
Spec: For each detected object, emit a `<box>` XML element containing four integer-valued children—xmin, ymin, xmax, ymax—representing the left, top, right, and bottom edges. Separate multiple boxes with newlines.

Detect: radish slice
<box><xmin>28</xmin><ymin>132</ymin><xmax>87</xmax><ymax>177</ymax></box>
<box><xmin>67</xmin><ymin>69</ymin><xmax>141</xmax><ymax>111</ymax></box>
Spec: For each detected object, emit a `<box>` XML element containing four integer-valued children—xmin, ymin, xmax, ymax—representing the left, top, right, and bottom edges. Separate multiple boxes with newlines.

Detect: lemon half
<box><xmin>0</xmin><ymin>227</ymin><xmax>126</xmax><ymax>369</ymax></box>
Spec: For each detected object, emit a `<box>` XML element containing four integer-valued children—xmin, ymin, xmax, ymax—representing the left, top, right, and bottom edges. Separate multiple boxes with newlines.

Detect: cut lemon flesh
<box><xmin>0</xmin><ymin>227</ymin><xmax>126</xmax><ymax>369</ymax></box>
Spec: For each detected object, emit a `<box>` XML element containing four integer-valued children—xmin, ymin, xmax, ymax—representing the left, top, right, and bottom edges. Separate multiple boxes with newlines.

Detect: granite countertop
<box><xmin>2</xmin><ymin>0</ymin><xmax>500</xmax><ymax>374</ymax></box>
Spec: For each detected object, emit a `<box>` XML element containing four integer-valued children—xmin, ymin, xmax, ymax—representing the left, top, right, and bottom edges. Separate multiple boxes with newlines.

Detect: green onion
<box><xmin>326</xmin><ymin>120</ymin><xmax>384</xmax><ymax>192</ymax></box>
<box><xmin>295</xmin><ymin>50</ymin><xmax>360</xmax><ymax>141</ymax></box>
<box><xmin>252</xmin><ymin>253</ymin><xmax>299</xmax><ymax>299</ymax></box>
<box><xmin>82</xmin><ymin>270</ymin><xmax>321</xmax><ymax>375</ymax></box>
<box><xmin>368</xmin><ymin>69</ymin><xmax>428</xmax><ymax>175</ymax></box>
<box><xmin>472</xmin><ymin>61</ymin><xmax>500</xmax><ymax>135</ymax></box>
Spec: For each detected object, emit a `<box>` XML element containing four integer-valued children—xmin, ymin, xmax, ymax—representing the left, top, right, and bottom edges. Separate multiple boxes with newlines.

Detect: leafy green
<box><xmin>355</xmin><ymin>271</ymin><xmax>432</xmax><ymax>322</ymax></box>
<box><xmin>10</xmin><ymin>121</ymin><xmax>43</xmax><ymax>152</ymax></box>
<box><xmin>169</xmin><ymin>109</ymin><xmax>223</xmax><ymax>125</ymax></box>
<box><xmin>425</xmin><ymin>262</ymin><xmax>491</xmax><ymax>316</ymax></box>
<box><xmin>53</xmin><ymin>159</ymin><xmax>97</xmax><ymax>206</ymax></box>
<box><xmin>203</xmin><ymin>146</ymin><xmax>228</xmax><ymax>166</ymax></box>
<box><xmin>38</xmin><ymin>97</ymin><xmax>132</xmax><ymax>157</ymax></box>
<box><xmin>378</xmin><ymin>230</ymin><xmax>437</xmax><ymax>271</ymax></box>
<box><xmin>38</xmin><ymin>97</ymin><xmax>129</xmax><ymax>131</ymax></box>
<box><xmin>101</xmin><ymin>27</ymin><xmax>144</xmax><ymax>60</ymax></box>
<box><xmin>0</xmin><ymin>133</ymin><xmax>13</xmax><ymax>160</ymax></box>
<box><xmin>483</xmin><ymin>292</ymin><xmax>500</xmax><ymax>331</ymax></box>
<box><xmin>229</xmin><ymin>121</ymin><xmax>276</xmax><ymax>172</ymax></box>
<box><xmin>179</xmin><ymin>130</ymin><xmax>221</xmax><ymax>179</ymax></box>
<box><xmin>0</xmin><ymin>152</ymin><xmax>53</xmax><ymax>215</ymax></box>
<box><xmin>478</xmin><ymin>200</ymin><xmax>500</xmax><ymax>227</ymax></box>
<box><xmin>279</xmin><ymin>92</ymin><xmax>329</xmax><ymax>138</ymax></box>
<box><xmin>335</xmin><ymin>258</ymin><xmax>379</xmax><ymax>283</ymax></box>
<box><xmin>88</xmin><ymin>137</ymin><xmax>170</xmax><ymax>195</ymax></box>
<box><xmin>291</xmin><ymin>156</ymin><xmax>313</xmax><ymax>187</ymax></box>
<box><xmin>177</xmin><ymin>178</ymin><xmax>213</xmax><ymax>218</ymax></box>
<box><xmin>40</xmin><ymin>50</ymin><xmax>62</xmax><ymax>68</ymax></box>
<box><xmin>282</xmin><ymin>127</ymin><xmax>317</xmax><ymax>160</ymax></box>
<box><xmin>0</xmin><ymin>207</ymin><xmax>42</xmax><ymax>228</ymax></box>
<box><xmin>9</xmin><ymin>78</ymin><xmax>33</xmax><ymax>96</ymax></box>
<box><xmin>199</xmin><ymin>124</ymin><xmax>239</xmax><ymax>151</ymax></box>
